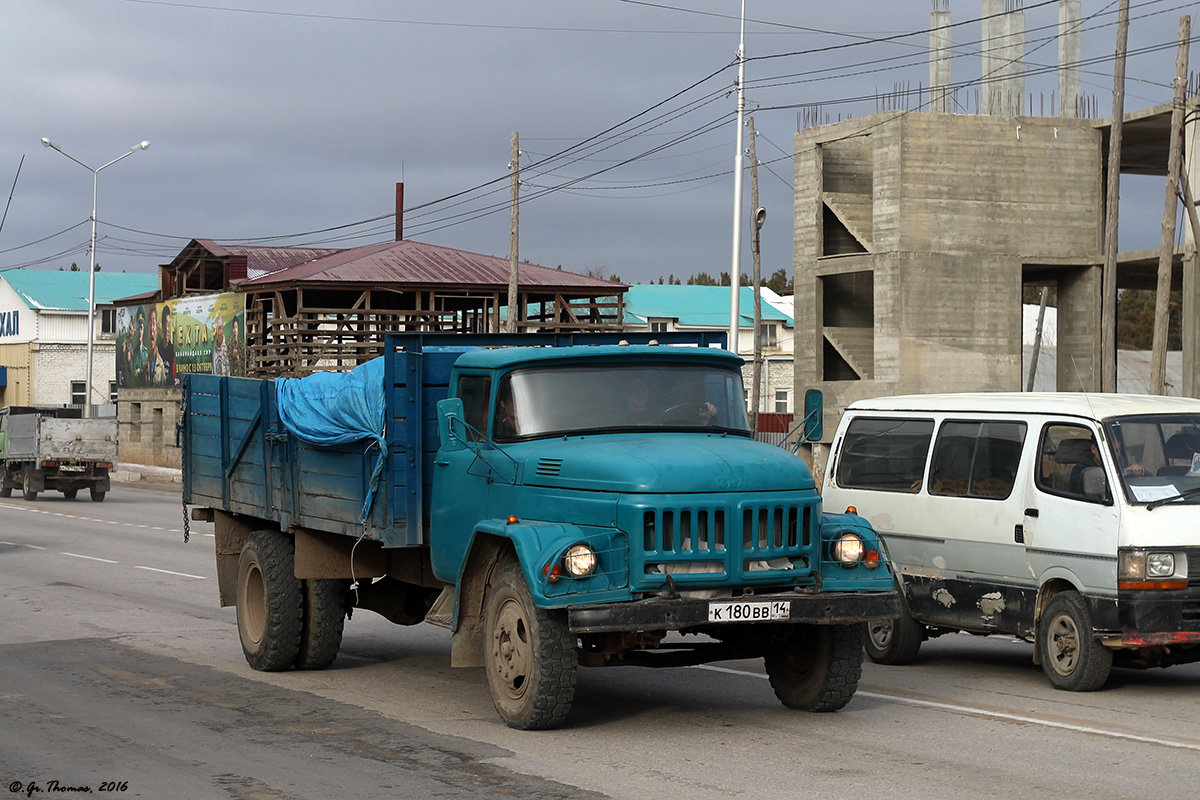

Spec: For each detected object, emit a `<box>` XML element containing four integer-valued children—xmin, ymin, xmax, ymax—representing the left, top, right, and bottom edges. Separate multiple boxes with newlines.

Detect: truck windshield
<box><xmin>1104</xmin><ymin>414</ymin><xmax>1200</xmax><ymax>506</ymax></box>
<box><xmin>495</xmin><ymin>363</ymin><xmax>751</xmax><ymax>440</ymax></box>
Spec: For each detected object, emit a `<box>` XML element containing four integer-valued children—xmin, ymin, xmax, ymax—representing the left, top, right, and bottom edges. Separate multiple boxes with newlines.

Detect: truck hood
<box><xmin>515</xmin><ymin>433</ymin><xmax>814</xmax><ymax>494</ymax></box>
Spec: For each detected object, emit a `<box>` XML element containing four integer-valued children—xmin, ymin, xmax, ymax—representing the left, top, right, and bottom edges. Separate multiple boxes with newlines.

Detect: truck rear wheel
<box><xmin>0</xmin><ymin>486</ymin><xmax>10</xmax><ymax>498</ymax></box>
<box><xmin>294</xmin><ymin>578</ymin><xmax>348</xmax><ymax>670</ymax></box>
<box><xmin>22</xmin><ymin>471</ymin><xmax>37</xmax><ymax>501</ymax></box>
<box><xmin>764</xmin><ymin>623</ymin><xmax>865</xmax><ymax>712</ymax></box>
<box><xmin>89</xmin><ymin>487</ymin><xmax>106</xmax><ymax>502</ymax></box>
<box><xmin>62</xmin><ymin>489</ymin><xmax>78</xmax><ymax>500</ymax></box>
<box><xmin>483</xmin><ymin>562</ymin><xmax>577</xmax><ymax>730</ymax></box>
<box><xmin>236</xmin><ymin>530</ymin><xmax>302</xmax><ymax>671</ymax></box>
<box><xmin>1037</xmin><ymin>591</ymin><xmax>1112</xmax><ymax>691</ymax></box>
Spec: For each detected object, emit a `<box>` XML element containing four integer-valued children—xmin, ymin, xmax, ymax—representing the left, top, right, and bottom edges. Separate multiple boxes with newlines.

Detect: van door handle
<box><xmin>1024</xmin><ymin>508</ymin><xmax>1039</xmax><ymax>517</ymax></box>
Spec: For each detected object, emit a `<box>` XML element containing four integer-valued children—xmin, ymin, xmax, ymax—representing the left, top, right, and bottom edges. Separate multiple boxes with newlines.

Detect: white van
<box><xmin>822</xmin><ymin>393</ymin><xmax>1200</xmax><ymax>691</ymax></box>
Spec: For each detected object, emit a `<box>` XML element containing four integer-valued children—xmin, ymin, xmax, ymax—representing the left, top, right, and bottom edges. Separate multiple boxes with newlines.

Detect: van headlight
<box><xmin>832</xmin><ymin>532</ymin><xmax>864</xmax><ymax>566</ymax></box>
<box><xmin>1146</xmin><ymin>552</ymin><xmax>1175</xmax><ymax>578</ymax></box>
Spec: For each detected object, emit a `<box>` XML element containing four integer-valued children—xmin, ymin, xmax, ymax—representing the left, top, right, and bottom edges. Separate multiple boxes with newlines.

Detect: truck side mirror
<box><xmin>802</xmin><ymin>389</ymin><xmax>823</xmax><ymax>442</ymax></box>
<box><xmin>437</xmin><ymin>398</ymin><xmax>467</xmax><ymax>453</ymax></box>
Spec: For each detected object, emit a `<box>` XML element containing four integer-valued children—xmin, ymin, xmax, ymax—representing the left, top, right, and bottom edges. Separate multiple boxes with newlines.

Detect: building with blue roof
<box><xmin>621</xmin><ymin>284</ymin><xmax>797</xmax><ymax>414</ymax></box>
<box><xmin>0</xmin><ymin>269</ymin><xmax>158</xmax><ymax>408</ymax></box>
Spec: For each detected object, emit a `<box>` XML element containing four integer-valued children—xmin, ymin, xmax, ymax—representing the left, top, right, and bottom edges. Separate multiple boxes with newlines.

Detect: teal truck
<box><xmin>1</xmin><ymin>406</ymin><xmax>116</xmax><ymax>501</ymax></box>
<box><xmin>182</xmin><ymin>333</ymin><xmax>897</xmax><ymax>729</ymax></box>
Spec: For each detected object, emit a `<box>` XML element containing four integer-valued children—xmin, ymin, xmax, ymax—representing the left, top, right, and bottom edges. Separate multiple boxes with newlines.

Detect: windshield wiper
<box><xmin>1146</xmin><ymin>485</ymin><xmax>1200</xmax><ymax>511</ymax></box>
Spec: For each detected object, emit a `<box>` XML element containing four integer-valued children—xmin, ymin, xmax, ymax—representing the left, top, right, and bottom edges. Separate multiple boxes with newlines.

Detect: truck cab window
<box><xmin>456</xmin><ymin>375</ymin><xmax>491</xmax><ymax>442</ymax></box>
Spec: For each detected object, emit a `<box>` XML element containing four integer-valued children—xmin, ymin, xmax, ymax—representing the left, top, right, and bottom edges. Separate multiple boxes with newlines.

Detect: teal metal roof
<box><xmin>1</xmin><ymin>269</ymin><xmax>157</xmax><ymax>312</ymax></box>
<box><xmin>622</xmin><ymin>285</ymin><xmax>792</xmax><ymax>327</ymax></box>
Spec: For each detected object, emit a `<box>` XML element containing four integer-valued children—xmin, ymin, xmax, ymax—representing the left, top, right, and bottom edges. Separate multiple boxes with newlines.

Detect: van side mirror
<box><xmin>1081</xmin><ymin>466</ymin><xmax>1109</xmax><ymax>501</ymax></box>
<box><xmin>437</xmin><ymin>397</ymin><xmax>467</xmax><ymax>453</ymax></box>
<box><xmin>802</xmin><ymin>389</ymin><xmax>823</xmax><ymax>442</ymax></box>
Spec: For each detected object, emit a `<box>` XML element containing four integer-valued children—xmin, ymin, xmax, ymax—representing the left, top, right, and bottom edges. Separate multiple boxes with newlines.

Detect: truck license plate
<box><xmin>707</xmin><ymin>600</ymin><xmax>791</xmax><ymax>623</ymax></box>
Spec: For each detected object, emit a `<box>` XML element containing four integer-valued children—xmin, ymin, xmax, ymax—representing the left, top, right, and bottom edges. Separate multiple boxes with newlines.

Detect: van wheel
<box><xmin>1037</xmin><ymin>591</ymin><xmax>1112</xmax><ymax>691</ymax></box>
<box><xmin>236</xmin><ymin>530</ymin><xmax>302</xmax><ymax>671</ymax></box>
<box><xmin>764</xmin><ymin>623</ymin><xmax>865</xmax><ymax>712</ymax></box>
<box><xmin>483</xmin><ymin>562</ymin><xmax>577</xmax><ymax>730</ymax></box>
<box><xmin>294</xmin><ymin>578</ymin><xmax>348</xmax><ymax>670</ymax></box>
<box><xmin>865</xmin><ymin>593</ymin><xmax>923</xmax><ymax>665</ymax></box>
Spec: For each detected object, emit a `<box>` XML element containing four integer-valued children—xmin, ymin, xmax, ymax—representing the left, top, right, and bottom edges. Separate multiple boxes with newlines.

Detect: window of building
<box><xmin>929</xmin><ymin>420</ymin><xmax>1027</xmax><ymax>499</ymax></box>
<box><xmin>70</xmin><ymin>381</ymin><xmax>86</xmax><ymax>407</ymax></box>
<box><xmin>759</xmin><ymin>323</ymin><xmax>778</xmax><ymax>348</ymax></box>
<box><xmin>835</xmin><ymin>417</ymin><xmax>934</xmax><ymax>493</ymax></box>
<box><xmin>649</xmin><ymin>320</ymin><xmax>669</xmax><ymax>333</ymax></box>
<box><xmin>109</xmin><ymin>381</ymin><xmax>118</xmax><ymax>404</ymax></box>
<box><xmin>774</xmin><ymin>390</ymin><xmax>789</xmax><ymax>413</ymax></box>
<box><xmin>101</xmin><ymin>308</ymin><xmax>117</xmax><ymax>335</ymax></box>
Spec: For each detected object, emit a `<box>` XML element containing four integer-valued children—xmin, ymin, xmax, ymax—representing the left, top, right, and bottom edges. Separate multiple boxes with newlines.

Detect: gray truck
<box><xmin>0</xmin><ymin>406</ymin><xmax>117</xmax><ymax>501</ymax></box>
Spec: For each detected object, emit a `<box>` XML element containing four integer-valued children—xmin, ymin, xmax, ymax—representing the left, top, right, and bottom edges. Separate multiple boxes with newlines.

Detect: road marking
<box><xmin>1</xmin><ymin>541</ymin><xmax>46</xmax><ymax>550</ymax></box>
<box><xmin>695</xmin><ymin>664</ymin><xmax>1200</xmax><ymax>753</ymax></box>
<box><xmin>134</xmin><ymin>565</ymin><xmax>207</xmax><ymax>580</ymax></box>
<box><xmin>0</xmin><ymin>500</ymin><xmax>198</xmax><ymax>536</ymax></box>
<box><xmin>62</xmin><ymin>552</ymin><xmax>118</xmax><ymax>564</ymax></box>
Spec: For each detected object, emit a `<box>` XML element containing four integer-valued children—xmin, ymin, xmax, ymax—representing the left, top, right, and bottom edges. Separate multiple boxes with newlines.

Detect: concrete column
<box><xmin>1003</xmin><ymin>7</ymin><xmax>1026</xmax><ymax>116</ymax></box>
<box><xmin>930</xmin><ymin>5</ymin><xmax>952</xmax><ymax>113</ymax></box>
<box><xmin>1056</xmin><ymin>265</ymin><xmax>1103</xmax><ymax>392</ymax></box>
<box><xmin>1058</xmin><ymin>1</ymin><xmax>1082</xmax><ymax>117</ymax></box>
<box><xmin>982</xmin><ymin>0</ymin><xmax>1004</xmax><ymax>115</ymax></box>
<box><xmin>1185</xmin><ymin>250</ymin><xmax>1199</xmax><ymax>398</ymax></box>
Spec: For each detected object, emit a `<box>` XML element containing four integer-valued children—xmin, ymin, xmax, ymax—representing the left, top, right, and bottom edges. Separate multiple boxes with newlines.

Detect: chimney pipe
<box><xmin>395</xmin><ymin>182</ymin><xmax>404</xmax><ymax>241</ymax></box>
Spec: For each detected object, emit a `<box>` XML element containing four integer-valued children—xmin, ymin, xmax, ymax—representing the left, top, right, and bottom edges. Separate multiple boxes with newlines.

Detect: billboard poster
<box><xmin>116</xmin><ymin>293</ymin><xmax>246</xmax><ymax>388</ymax></box>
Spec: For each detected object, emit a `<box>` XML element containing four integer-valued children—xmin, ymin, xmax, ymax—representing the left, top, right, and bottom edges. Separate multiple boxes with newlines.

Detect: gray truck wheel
<box><xmin>1038</xmin><ymin>591</ymin><xmax>1112</xmax><ymax>691</ymax></box>
<box><xmin>62</xmin><ymin>489</ymin><xmax>78</xmax><ymax>500</ymax></box>
<box><xmin>22</xmin><ymin>471</ymin><xmax>37</xmax><ymax>501</ymax></box>
<box><xmin>294</xmin><ymin>578</ymin><xmax>348</xmax><ymax>670</ymax></box>
<box><xmin>865</xmin><ymin>590</ymin><xmax>923</xmax><ymax>665</ymax></box>
<box><xmin>89</xmin><ymin>487</ymin><xmax>106</xmax><ymax>502</ymax></box>
<box><xmin>764</xmin><ymin>623</ymin><xmax>865</xmax><ymax>712</ymax></box>
<box><xmin>236</xmin><ymin>530</ymin><xmax>302</xmax><ymax>671</ymax></box>
<box><xmin>483</xmin><ymin>562</ymin><xmax>577</xmax><ymax>730</ymax></box>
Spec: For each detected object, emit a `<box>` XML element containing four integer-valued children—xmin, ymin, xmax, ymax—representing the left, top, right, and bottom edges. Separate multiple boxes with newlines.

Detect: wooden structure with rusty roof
<box><xmin>158</xmin><ymin>238</ymin><xmax>627</xmax><ymax>377</ymax></box>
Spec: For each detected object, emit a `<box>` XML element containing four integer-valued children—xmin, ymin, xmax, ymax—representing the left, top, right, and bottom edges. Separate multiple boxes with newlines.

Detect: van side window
<box><xmin>836</xmin><ymin>417</ymin><xmax>934</xmax><ymax>493</ymax></box>
<box><xmin>1037</xmin><ymin>424</ymin><xmax>1110</xmax><ymax>502</ymax></box>
<box><xmin>929</xmin><ymin>421</ymin><xmax>1026</xmax><ymax>499</ymax></box>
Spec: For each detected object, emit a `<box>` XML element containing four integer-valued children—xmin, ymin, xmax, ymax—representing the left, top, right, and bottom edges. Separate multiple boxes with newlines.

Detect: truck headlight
<box><xmin>832</xmin><ymin>532</ymin><xmax>864</xmax><ymax>566</ymax></box>
<box><xmin>1146</xmin><ymin>553</ymin><xmax>1175</xmax><ymax>578</ymax></box>
<box><xmin>563</xmin><ymin>543</ymin><xmax>597</xmax><ymax>577</ymax></box>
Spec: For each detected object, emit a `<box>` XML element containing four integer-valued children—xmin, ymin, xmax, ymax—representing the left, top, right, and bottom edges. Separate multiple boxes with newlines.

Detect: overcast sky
<box><xmin>0</xmin><ymin>0</ymin><xmax>1194</xmax><ymax>286</ymax></box>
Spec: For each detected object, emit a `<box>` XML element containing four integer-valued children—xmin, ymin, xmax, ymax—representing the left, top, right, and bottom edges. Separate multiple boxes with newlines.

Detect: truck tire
<box><xmin>22</xmin><ymin>471</ymin><xmax>37</xmax><ymax>501</ymax></box>
<box><xmin>236</xmin><ymin>530</ymin><xmax>303</xmax><ymax>672</ymax></box>
<box><xmin>1037</xmin><ymin>591</ymin><xmax>1112</xmax><ymax>691</ymax></box>
<box><xmin>89</xmin><ymin>487</ymin><xmax>106</xmax><ymax>502</ymax></box>
<box><xmin>62</xmin><ymin>489</ymin><xmax>78</xmax><ymax>500</ymax></box>
<box><xmin>0</xmin><ymin>486</ymin><xmax>10</xmax><ymax>498</ymax></box>
<box><xmin>864</xmin><ymin>590</ymin><xmax>923</xmax><ymax>665</ymax></box>
<box><xmin>483</xmin><ymin>562</ymin><xmax>577</xmax><ymax>730</ymax></box>
<box><xmin>764</xmin><ymin>623</ymin><xmax>865</xmax><ymax>712</ymax></box>
<box><xmin>294</xmin><ymin>578</ymin><xmax>348</xmax><ymax>670</ymax></box>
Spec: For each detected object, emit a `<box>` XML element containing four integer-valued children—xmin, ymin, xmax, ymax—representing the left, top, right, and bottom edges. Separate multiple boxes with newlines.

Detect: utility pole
<box><xmin>1151</xmin><ymin>15</ymin><xmax>1190</xmax><ymax>395</ymax></box>
<box><xmin>1101</xmin><ymin>0</ymin><xmax>1129</xmax><ymax>393</ymax></box>
<box><xmin>507</xmin><ymin>132</ymin><xmax>520</xmax><ymax>334</ymax></box>
<box><xmin>747</xmin><ymin>116</ymin><xmax>763</xmax><ymax>435</ymax></box>
<box><xmin>1027</xmin><ymin>287</ymin><xmax>1049</xmax><ymax>391</ymax></box>
<box><xmin>727</xmin><ymin>0</ymin><xmax>747</xmax><ymax>353</ymax></box>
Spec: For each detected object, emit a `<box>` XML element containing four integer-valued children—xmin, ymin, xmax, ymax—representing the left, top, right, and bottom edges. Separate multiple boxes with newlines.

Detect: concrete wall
<box><xmin>117</xmin><ymin>388</ymin><xmax>181</xmax><ymax>469</ymax></box>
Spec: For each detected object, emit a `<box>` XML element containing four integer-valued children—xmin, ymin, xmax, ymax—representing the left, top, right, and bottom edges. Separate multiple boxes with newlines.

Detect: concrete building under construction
<box><xmin>793</xmin><ymin>0</ymin><xmax>1199</xmax><ymax>443</ymax></box>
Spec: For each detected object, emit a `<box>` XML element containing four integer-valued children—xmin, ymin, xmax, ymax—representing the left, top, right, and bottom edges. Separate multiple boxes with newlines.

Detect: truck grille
<box><xmin>630</xmin><ymin>497</ymin><xmax>816</xmax><ymax>586</ymax></box>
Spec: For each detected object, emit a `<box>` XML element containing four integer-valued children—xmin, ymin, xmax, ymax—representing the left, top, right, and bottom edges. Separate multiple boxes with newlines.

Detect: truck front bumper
<box><xmin>567</xmin><ymin>590</ymin><xmax>899</xmax><ymax>633</ymax></box>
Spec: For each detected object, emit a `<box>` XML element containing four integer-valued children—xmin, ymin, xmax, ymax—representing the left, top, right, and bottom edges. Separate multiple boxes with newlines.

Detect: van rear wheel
<box><xmin>1037</xmin><ymin>591</ymin><xmax>1112</xmax><ymax>691</ymax></box>
<box><xmin>764</xmin><ymin>623</ymin><xmax>864</xmax><ymax>712</ymax></box>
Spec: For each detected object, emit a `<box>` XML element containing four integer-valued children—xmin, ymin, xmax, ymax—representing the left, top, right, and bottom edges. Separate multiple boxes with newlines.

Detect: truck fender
<box><xmin>448</xmin><ymin>519</ymin><xmax>589</xmax><ymax>668</ymax></box>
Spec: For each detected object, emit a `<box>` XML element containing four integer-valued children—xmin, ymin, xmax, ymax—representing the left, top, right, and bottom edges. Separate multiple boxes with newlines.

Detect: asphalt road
<box><xmin>1</xmin><ymin>483</ymin><xmax>1198</xmax><ymax>800</ymax></box>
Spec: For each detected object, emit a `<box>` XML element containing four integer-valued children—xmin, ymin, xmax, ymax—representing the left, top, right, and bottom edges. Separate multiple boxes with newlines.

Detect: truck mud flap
<box><xmin>567</xmin><ymin>591</ymin><xmax>899</xmax><ymax>633</ymax></box>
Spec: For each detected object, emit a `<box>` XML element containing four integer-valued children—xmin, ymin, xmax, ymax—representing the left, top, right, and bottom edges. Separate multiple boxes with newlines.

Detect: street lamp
<box><xmin>41</xmin><ymin>137</ymin><xmax>150</xmax><ymax>416</ymax></box>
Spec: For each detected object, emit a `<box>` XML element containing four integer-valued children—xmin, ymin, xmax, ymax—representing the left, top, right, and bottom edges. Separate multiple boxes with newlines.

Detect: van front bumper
<box><xmin>1117</xmin><ymin>587</ymin><xmax>1200</xmax><ymax>644</ymax></box>
<box><xmin>567</xmin><ymin>590</ymin><xmax>899</xmax><ymax>633</ymax></box>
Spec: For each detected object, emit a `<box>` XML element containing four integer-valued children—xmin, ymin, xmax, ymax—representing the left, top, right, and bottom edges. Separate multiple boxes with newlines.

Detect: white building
<box><xmin>0</xmin><ymin>270</ymin><xmax>157</xmax><ymax>410</ymax></box>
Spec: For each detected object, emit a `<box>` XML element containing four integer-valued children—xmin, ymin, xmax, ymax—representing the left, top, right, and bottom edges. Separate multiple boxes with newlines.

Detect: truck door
<box><xmin>1023</xmin><ymin>423</ymin><xmax>1120</xmax><ymax>615</ymax></box>
<box><xmin>430</xmin><ymin>373</ymin><xmax>493</xmax><ymax>582</ymax></box>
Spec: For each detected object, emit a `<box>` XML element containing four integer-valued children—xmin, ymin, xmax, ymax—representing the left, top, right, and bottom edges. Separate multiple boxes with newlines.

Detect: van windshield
<box><xmin>1104</xmin><ymin>414</ymin><xmax>1200</xmax><ymax>506</ymax></box>
<box><xmin>493</xmin><ymin>363</ymin><xmax>750</xmax><ymax>440</ymax></box>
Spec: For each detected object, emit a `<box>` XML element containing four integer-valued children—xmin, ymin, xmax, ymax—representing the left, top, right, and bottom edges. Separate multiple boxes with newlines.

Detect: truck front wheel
<box><xmin>483</xmin><ymin>562</ymin><xmax>577</xmax><ymax>730</ymax></box>
<box><xmin>1037</xmin><ymin>591</ymin><xmax>1112</xmax><ymax>691</ymax></box>
<box><xmin>294</xmin><ymin>578</ymin><xmax>348</xmax><ymax>670</ymax></box>
<box><xmin>764</xmin><ymin>623</ymin><xmax>865</xmax><ymax>712</ymax></box>
<box><xmin>236</xmin><ymin>530</ymin><xmax>303</xmax><ymax>671</ymax></box>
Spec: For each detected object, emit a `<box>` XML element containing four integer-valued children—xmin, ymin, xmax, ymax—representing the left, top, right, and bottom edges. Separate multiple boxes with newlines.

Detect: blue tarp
<box><xmin>275</xmin><ymin>357</ymin><xmax>386</xmax><ymax>521</ymax></box>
